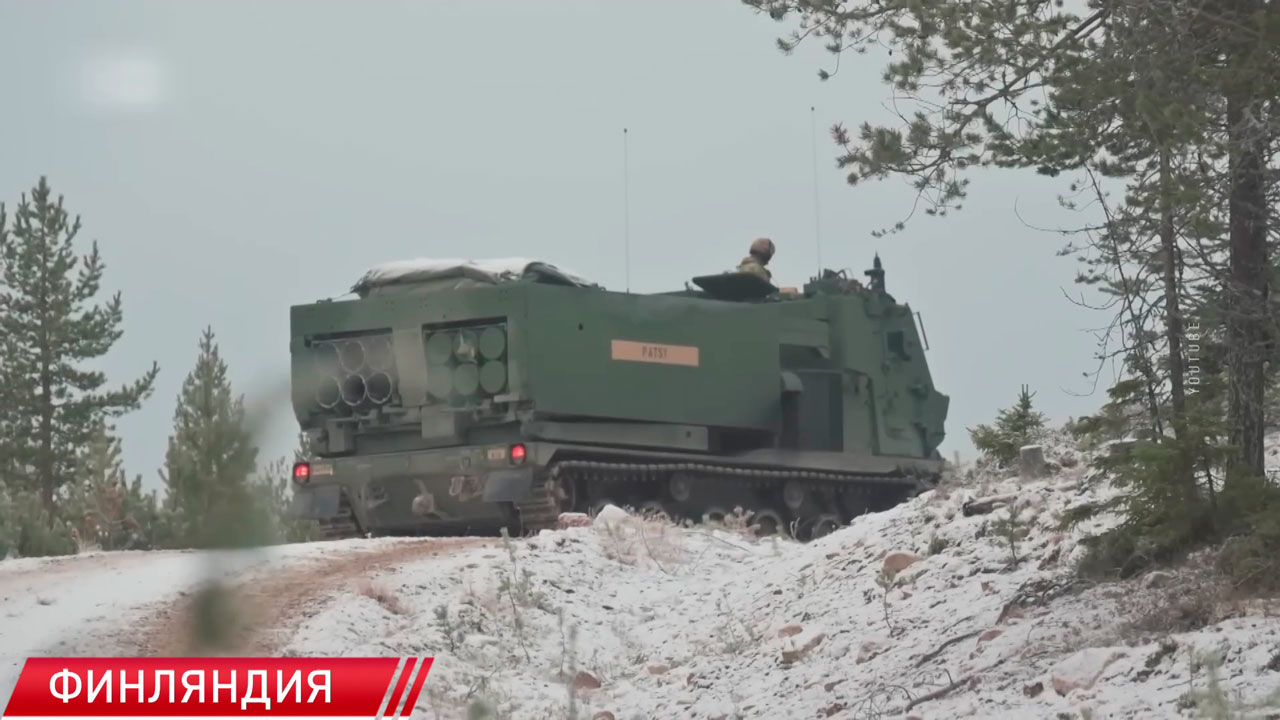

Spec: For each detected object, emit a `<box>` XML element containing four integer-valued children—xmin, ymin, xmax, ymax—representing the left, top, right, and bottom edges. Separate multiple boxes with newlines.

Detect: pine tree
<box><xmin>0</xmin><ymin>483</ymin><xmax>76</xmax><ymax>559</ymax></box>
<box><xmin>745</xmin><ymin>0</ymin><xmax>1280</xmax><ymax>573</ymax></box>
<box><xmin>250</xmin><ymin>452</ymin><xmax>320</xmax><ymax>545</ymax></box>
<box><xmin>160</xmin><ymin>327</ymin><xmax>261</xmax><ymax>549</ymax></box>
<box><xmin>744</xmin><ymin>0</ymin><xmax>1278</xmax><ymax>483</ymax></box>
<box><xmin>0</xmin><ymin>177</ymin><xmax>159</xmax><ymax>509</ymax></box>
<box><xmin>0</xmin><ymin>480</ymin><xmax>16</xmax><ymax>559</ymax></box>
<box><xmin>0</xmin><ymin>347</ymin><xmax>15</xmax><ymax>483</ymax></box>
<box><xmin>969</xmin><ymin>385</ymin><xmax>1047</xmax><ymax>467</ymax></box>
<box><xmin>271</xmin><ymin>431</ymin><xmax>319</xmax><ymax>543</ymax></box>
<box><xmin>65</xmin><ymin>420</ymin><xmax>164</xmax><ymax>551</ymax></box>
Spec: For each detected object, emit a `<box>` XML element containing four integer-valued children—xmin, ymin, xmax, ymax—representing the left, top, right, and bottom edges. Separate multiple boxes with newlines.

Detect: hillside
<box><xmin>2</xmin><ymin>430</ymin><xmax>1279</xmax><ymax>719</ymax></box>
<box><xmin>277</xmin><ymin>431</ymin><xmax>1280</xmax><ymax>718</ymax></box>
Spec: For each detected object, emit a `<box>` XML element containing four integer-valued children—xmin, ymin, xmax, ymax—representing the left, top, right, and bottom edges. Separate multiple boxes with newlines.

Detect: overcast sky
<box><xmin>0</xmin><ymin>0</ymin><xmax>1108</xmax><ymax>488</ymax></box>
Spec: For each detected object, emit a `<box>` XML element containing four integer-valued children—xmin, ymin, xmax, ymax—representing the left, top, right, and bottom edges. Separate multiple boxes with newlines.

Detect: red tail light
<box><xmin>509</xmin><ymin>443</ymin><xmax>527</xmax><ymax>463</ymax></box>
<box><xmin>292</xmin><ymin>462</ymin><xmax>311</xmax><ymax>483</ymax></box>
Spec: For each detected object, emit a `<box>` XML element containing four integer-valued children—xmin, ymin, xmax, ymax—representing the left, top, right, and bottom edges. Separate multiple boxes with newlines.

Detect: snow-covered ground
<box><xmin>4</xmin><ymin>432</ymin><xmax>1280</xmax><ymax>719</ymax></box>
<box><xmin>280</xmin><ymin>435</ymin><xmax>1280</xmax><ymax>719</ymax></box>
<box><xmin>0</xmin><ymin>536</ymin><xmax>420</xmax><ymax>695</ymax></box>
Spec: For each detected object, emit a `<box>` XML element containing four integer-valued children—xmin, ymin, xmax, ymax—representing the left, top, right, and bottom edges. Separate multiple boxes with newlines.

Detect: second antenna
<box><xmin>623</xmin><ymin>127</ymin><xmax>631</xmax><ymax>293</ymax></box>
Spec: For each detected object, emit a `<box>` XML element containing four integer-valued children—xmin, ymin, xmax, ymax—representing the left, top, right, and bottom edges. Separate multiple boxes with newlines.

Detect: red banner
<box><xmin>3</xmin><ymin>657</ymin><xmax>433</xmax><ymax>719</ymax></box>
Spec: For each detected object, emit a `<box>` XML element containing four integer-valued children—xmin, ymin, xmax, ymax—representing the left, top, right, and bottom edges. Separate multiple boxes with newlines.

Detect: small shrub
<box><xmin>1215</xmin><ymin>530</ymin><xmax>1280</xmax><ymax>595</ymax></box>
<box><xmin>711</xmin><ymin>592</ymin><xmax>761</xmax><ymax>655</ymax></box>
<box><xmin>594</xmin><ymin>510</ymin><xmax>685</xmax><ymax>569</ymax></box>
<box><xmin>1180</xmin><ymin>648</ymin><xmax>1242</xmax><ymax>719</ymax></box>
<box><xmin>434</xmin><ymin>603</ymin><xmax>468</xmax><ymax>652</ymax></box>
<box><xmin>1075</xmin><ymin>525</ymin><xmax>1159</xmax><ymax>579</ymax></box>
<box><xmin>498</xmin><ymin>528</ymin><xmax>550</xmax><ymax>611</ymax></box>
<box><xmin>1126</xmin><ymin>580</ymin><xmax>1220</xmax><ymax>636</ymax></box>
<box><xmin>357</xmin><ymin>580</ymin><xmax>408</xmax><ymax>615</ymax></box>
<box><xmin>705</xmin><ymin>507</ymin><xmax>754</xmax><ymax>540</ymax></box>
<box><xmin>991</xmin><ymin>501</ymin><xmax>1030</xmax><ymax>567</ymax></box>
<box><xmin>874</xmin><ymin>569</ymin><xmax>901</xmax><ymax>636</ymax></box>
<box><xmin>1214</xmin><ymin>483</ymin><xmax>1280</xmax><ymax>594</ymax></box>
<box><xmin>968</xmin><ymin>385</ymin><xmax>1046</xmax><ymax>467</ymax></box>
<box><xmin>927</xmin><ymin>533</ymin><xmax>949</xmax><ymax>556</ymax></box>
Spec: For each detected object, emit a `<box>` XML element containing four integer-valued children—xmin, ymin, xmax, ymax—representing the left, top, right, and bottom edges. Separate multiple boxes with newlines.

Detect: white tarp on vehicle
<box><xmin>350</xmin><ymin>257</ymin><xmax>596</xmax><ymax>296</ymax></box>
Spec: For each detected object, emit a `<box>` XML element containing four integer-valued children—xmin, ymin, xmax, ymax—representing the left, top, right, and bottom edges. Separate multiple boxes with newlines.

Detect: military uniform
<box><xmin>735</xmin><ymin>237</ymin><xmax>776</xmax><ymax>281</ymax></box>
<box><xmin>736</xmin><ymin>254</ymin><xmax>772</xmax><ymax>281</ymax></box>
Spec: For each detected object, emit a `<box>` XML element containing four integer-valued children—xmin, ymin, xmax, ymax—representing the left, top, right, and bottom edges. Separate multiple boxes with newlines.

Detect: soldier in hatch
<box><xmin>736</xmin><ymin>237</ymin><xmax>775</xmax><ymax>281</ymax></box>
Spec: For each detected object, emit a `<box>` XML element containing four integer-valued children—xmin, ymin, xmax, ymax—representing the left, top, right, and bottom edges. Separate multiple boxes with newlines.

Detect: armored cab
<box><xmin>288</xmin><ymin>256</ymin><xmax>948</xmax><ymax>540</ymax></box>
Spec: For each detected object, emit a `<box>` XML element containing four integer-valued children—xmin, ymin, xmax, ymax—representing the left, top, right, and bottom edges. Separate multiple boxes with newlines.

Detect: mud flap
<box><xmin>290</xmin><ymin>485</ymin><xmax>341</xmax><ymax>519</ymax></box>
<box><xmin>483</xmin><ymin>467</ymin><xmax>536</xmax><ymax>503</ymax></box>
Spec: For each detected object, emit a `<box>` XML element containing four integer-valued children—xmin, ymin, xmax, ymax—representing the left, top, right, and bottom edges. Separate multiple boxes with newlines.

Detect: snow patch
<box><xmin>349</xmin><ymin>257</ymin><xmax>594</xmax><ymax>295</ymax></box>
<box><xmin>592</xmin><ymin>504</ymin><xmax>629</xmax><ymax>528</ymax></box>
<box><xmin>0</xmin><ymin>536</ymin><xmax>419</xmax><ymax>698</ymax></box>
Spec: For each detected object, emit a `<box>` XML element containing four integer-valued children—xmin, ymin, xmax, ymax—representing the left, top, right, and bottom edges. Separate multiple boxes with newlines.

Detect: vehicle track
<box><xmin>124</xmin><ymin>537</ymin><xmax>493</xmax><ymax>657</ymax></box>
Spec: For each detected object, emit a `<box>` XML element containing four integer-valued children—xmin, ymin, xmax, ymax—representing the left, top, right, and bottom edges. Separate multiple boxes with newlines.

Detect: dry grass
<box><xmin>595</xmin><ymin>510</ymin><xmax>687</xmax><ymax>570</ymax></box>
<box><xmin>1125</xmin><ymin>582</ymin><xmax>1220</xmax><ymax>637</ymax></box>
<box><xmin>357</xmin><ymin>579</ymin><xmax>409</xmax><ymax>615</ymax></box>
<box><xmin>707</xmin><ymin>507</ymin><xmax>764</xmax><ymax>539</ymax></box>
<box><xmin>1118</xmin><ymin>558</ymin><xmax>1238</xmax><ymax>640</ymax></box>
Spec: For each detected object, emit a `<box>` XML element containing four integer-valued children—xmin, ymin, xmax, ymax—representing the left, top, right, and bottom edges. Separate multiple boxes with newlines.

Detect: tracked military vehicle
<box><xmin>288</xmin><ymin>256</ymin><xmax>949</xmax><ymax>541</ymax></box>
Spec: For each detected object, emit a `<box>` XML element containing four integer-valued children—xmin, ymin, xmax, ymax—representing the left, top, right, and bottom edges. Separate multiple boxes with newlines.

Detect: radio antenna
<box><xmin>623</xmin><ymin>127</ymin><xmax>632</xmax><ymax>293</ymax></box>
<box><xmin>810</xmin><ymin>106</ymin><xmax>823</xmax><ymax>275</ymax></box>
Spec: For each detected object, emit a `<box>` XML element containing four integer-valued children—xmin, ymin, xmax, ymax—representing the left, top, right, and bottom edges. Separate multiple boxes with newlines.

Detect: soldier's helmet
<box><xmin>749</xmin><ymin>237</ymin><xmax>776</xmax><ymax>262</ymax></box>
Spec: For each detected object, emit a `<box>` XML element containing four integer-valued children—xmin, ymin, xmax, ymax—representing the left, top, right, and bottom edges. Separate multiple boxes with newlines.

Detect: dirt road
<box><xmin>124</xmin><ymin>537</ymin><xmax>493</xmax><ymax>657</ymax></box>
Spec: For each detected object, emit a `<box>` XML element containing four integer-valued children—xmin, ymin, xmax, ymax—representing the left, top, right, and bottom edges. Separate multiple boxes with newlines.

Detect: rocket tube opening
<box><xmin>365</xmin><ymin>371</ymin><xmax>394</xmax><ymax>404</ymax></box>
<box><xmin>313</xmin><ymin>342</ymin><xmax>341</xmax><ymax>374</ymax></box>
<box><xmin>315</xmin><ymin>376</ymin><xmax>342</xmax><ymax>409</ymax></box>
<box><xmin>338</xmin><ymin>340</ymin><xmax>365</xmax><ymax>373</ymax></box>
<box><xmin>340</xmin><ymin>373</ymin><xmax>367</xmax><ymax>406</ymax></box>
<box><xmin>365</xmin><ymin>336</ymin><xmax>394</xmax><ymax>372</ymax></box>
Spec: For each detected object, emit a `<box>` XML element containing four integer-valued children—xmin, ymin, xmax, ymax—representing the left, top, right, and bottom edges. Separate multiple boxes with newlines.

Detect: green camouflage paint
<box><xmin>287</xmin><ymin>259</ymin><xmax>948</xmax><ymax>538</ymax></box>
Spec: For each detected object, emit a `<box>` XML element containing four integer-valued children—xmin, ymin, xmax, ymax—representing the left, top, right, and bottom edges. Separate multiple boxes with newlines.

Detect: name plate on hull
<box><xmin>610</xmin><ymin>339</ymin><xmax>700</xmax><ymax>367</ymax></box>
